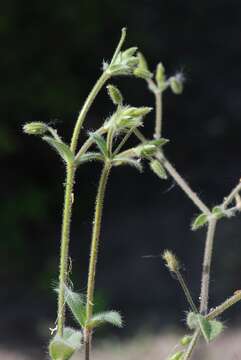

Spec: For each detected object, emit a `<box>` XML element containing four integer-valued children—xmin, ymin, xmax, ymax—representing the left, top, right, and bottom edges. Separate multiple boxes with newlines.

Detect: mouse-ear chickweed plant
<box><xmin>23</xmin><ymin>29</ymin><xmax>241</xmax><ymax>360</ymax></box>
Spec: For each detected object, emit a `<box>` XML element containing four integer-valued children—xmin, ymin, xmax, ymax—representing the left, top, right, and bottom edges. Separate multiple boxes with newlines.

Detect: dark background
<box><xmin>1</xmin><ymin>0</ymin><xmax>241</xmax><ymax>353</ymax></box>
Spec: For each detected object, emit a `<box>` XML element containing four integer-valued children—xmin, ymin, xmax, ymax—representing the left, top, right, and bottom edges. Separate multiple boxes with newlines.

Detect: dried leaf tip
<box><xmin>162</xmin><ymin>250</ymin><xmax>180</xmax><ymax>273</ymax></box>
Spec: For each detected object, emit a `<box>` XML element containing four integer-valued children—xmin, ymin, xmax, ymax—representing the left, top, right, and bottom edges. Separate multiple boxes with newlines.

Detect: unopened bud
<box><xmin>107</xmin><ymin>84</ymin><xmax>123</xmax><ymax>105</ymax></box>
<box><xmin>23</xmin><ymin>122</ymin><xmax>48</xmax><ymax>135</ymax></box>
<box><xmin>168</xmin><ymin>351</ymin><xmax>184</xmax><ymax>360</ymax></box>
<box><xmin>162</xmin><ymin>250</ymin><xmax>180</xmax><ymax>273</ymax></box>
<box><xmin>134</xmin><ymin>67</ymin><xmax>153</xmax><ymax>80</ymax></box>
<box><xmin>170</xmin><ymin>73</ymin><xmax>184</xmax><ymax>94</ymax></box>
<box><xmin>180</xmin><ymin>335</ymin><xmax>192</xmax><ymax>346</ymax></box>
<box><xmin>150</xmin><ymin>159</ymin><xmax>167</xmax><ymax>180</ymax></box>
<box><xmin>156</xmin><ymin>62</ymin><xmax>165</xmax><ymax>89</ymax></box>
<box><xmin>123</xmin><ymin>106</ymin><xmax>152</xmax><ymax>117</ymax></box>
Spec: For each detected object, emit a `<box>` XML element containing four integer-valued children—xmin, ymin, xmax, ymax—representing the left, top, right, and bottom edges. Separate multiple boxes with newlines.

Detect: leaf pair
<box><xmin>191</xmin><ymin>206</ymin><xmax>227</xmax><ymax>231</ymax></box>
<box><xmin>186</xmin><ymin>312</ymin><xmax>223</xmax><ymax>343</ymax></box>
<box><xmin>63</xmin><ymin>285</ymin><xmax>123</xmax><ymax>330</ymax></box>
<box><xmin>49</xmin><ymin>327</ymin><xmax>82</xmax><ymax>360</ymax></box>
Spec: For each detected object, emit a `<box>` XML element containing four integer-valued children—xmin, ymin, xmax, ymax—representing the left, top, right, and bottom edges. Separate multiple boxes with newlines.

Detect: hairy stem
<box><xmin>154</xmin><ymin>90</ymin><xmax>162</xmax><ymax>139</ymax></box>
<box><xmin>176</xmin><ymin>271</ymin><xmax>198</xmax><ymax>314</ymax></box>
<box><xmin>57</xmin><ymin>162</ymin><xmax>75</xmax><ymax>336</ymax></box>
<box><xmin>70</xmin><ymin>72</ymin><xmax>110</xmax><ymax>154</ymax></box>
<box><xmin>159</xmin><ymin>154</ymin><xmax>211</xmax><ymax>215</ymax></box>
<box><xmin>223</xmin><ymin>181</ymin><xmax>241</xmax><ymax>209</ymax></box>
<box><xmin>207</xmin><ymin>291</ymin><xmax>241</xmax><ymax>320</ymax></box>
<box><xmin>199</xmin><ymin>218</ymin><xmax>217</xmax><ymax>314</ymax></box>
<box><xmin>183</xmin><ymin>330</ymin><xmax>200</xmax><ymax>360</ymax></box>
<box><xmin>85</xmin><ymin>162</ymin><xmax>111</xmax><ymax>359</ymax></box>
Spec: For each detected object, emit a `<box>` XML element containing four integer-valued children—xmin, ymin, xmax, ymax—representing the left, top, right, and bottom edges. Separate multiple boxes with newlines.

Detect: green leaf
<box><xmin>75</xmin><ymin>152</ymin><xmax>104</xmax><ymax>166</ymax></box>
<box><xmin>112</xmin><ymin>156</ymin><xmax>143</xmax><ymax>172</ymax></box>
<box><xmin>212</xmin><ymin>206</ymin><xmax>225</xmax><ymax>220</ymax></box>
<box><xmin>89</xmin><ymin>132</ymin><xmax>109</xmax><ymax>158</ymax></box>
<box><xmin>197</xmin><ymin>314</ymin><xmax>211</xmax><ymax>343</ymax></box>
<box><xmin>86</xmin><ymin>310</ymin><xmax>123</xmax><ymax>330</ymax></box>
<box><xmin>62</xmin><ymin>285</ymin><xmax>86</xmax><ymax>327</ymax></box>
<box><xmin>187</xmin><ymin>313</ymin><xmax>223</xmax><ymax>343</ymax></box>
<box><xmin>150</xmin><ymin>159</ymin><xmax>167</xmax><ymax>180</ymax></box>
<box><xmin>49</xmin><ymin>327</ymin><xmax>82</xmax><ymax>360</ymax></box>
<box><xmin>148</xmin><ymin>138</ymin><xmax>169</xmax><ymax>147</ymax></box>
<box><xmin>208</xmin><ymin>319</ymin><xmax>224</xmax><ymax>341</ymax></box>
<box><xmin>191</xmin><ymin>213</ymin><xmax>208</xmax><ymax>231</ymax></box>
<box><xmin>43</xmin><ymin>136</ymin><xmax>74</xmax><ymax>163</ymax></box>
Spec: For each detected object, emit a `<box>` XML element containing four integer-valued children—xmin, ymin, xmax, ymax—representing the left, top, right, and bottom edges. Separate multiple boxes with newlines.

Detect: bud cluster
<box><xmin>107</xmin><ymin>47</ymin><xmax>139</xmax><ymax>76</ymax></box>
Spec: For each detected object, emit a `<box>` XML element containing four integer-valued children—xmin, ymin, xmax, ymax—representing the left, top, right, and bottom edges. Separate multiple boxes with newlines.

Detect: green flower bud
<box><xmin>107</xmin><ymin>84</ymin><xmax>123</xmax><ymax>105</ymax></box>
<box><xmin>155</xmin><ymin>62</ymin><xmax>165</xmax><ymax>89</ymax></box>
<box><xmin>162</xmin><ymin>250</ymin><xmax>180</xmax><ymax>273</ymax></box>
<box><xmin>23</xmin><ymin>122</ymin><xmax>48</xmax><ymax>135</ymax></box>
<box><xmin>168</xmin><ymin>351</ymin><xmax>184</xmax><ymax>360</ymax></box>
<box><xmin>134</xmin><ymin>67</ymin><xmax>153</xmax><ymax>80</ymax></box>
<box><xmin>135</xmin><ymin>144</ymin><xmax>157</xmax><ymax>157</ymax></box>
<box><xmin>150</xmin><ymin>159</ymin><xmax>167</xmax><ymax>179</ymax></box>
<box><xmin>122</xmin><ymin>106</ymin><xmax>152</xmax><ymax>117</ymax></box>
<box><xmin>170</xmin><ymin>74</ymin><xmax>184</xmax><ymax>94</ymax></box>
<box><xmin>180</xmin><ymin>335</ymin><xmax>192</xmax><ymax>346</ymax></box>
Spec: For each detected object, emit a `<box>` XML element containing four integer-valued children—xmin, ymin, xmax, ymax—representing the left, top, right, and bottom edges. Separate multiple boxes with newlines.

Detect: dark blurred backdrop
<box><xmin>1</xmin><ymin>0</ymin><xmax>241</xmax><ymax>353</ymax></box>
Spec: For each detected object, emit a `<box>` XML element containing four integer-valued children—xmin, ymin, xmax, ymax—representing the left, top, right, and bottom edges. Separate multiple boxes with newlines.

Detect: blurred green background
<box><xmin>1</xmin><ymin>0</ymin><xmax>241</xmax><ymax>353</ymax></box>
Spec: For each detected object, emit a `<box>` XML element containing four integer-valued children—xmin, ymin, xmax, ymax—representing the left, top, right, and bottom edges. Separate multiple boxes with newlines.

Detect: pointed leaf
<box><xmin>212</xmin><ymin>206</ymin><xmax>225</xmax><ymax>220</ymax></box>
<box><xmin>75</xmin><ymin>152</ymin><xmax>104</xmax><ymax>166</ymax></box>
<box><xmin>86</xmin><ymin>310</ymin><xmax>123</xmax><ymax>330</ymax></box>
<box><xmin>62</xmin><ymin>285</ymin><xmax>86</xmax><ymax>327</ymax></box>
<box><xmin>49</xmin><ymin>327</ymin><xmax>82</xmax><ymax>360</ymax></box>
<box><xmin>208</xmin><ymin>319</ymin><xmax>223</xmax><ymax>341</ymax></box>
<box><xmin>89</xmin><ymin>133</ymin><xmax>109</xmax><ymax>157</ymax></box>
<box><xmin>191</xmin><ymin>213</ymin><xmax>208</xmax><ymax>231</ymax></box>
<box><xmin>43</xmin><ymin>136</ymin><xmax>74</xmax><ymax>163</ymax></box>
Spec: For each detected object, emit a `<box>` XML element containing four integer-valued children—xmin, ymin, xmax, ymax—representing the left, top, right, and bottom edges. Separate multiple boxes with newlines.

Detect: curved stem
<box><xmin>183</xmin><ymin>330</ymin><xmax>200</xmax><ymax>360</ymax></box>
<box><xmin>85</xmin><ymin>162</ymin><xmax>111</xmax><ymax>359</ymax></box>
<box><xmin>57</xmin><ymin>162</ymin><xmax>75</xmax><ymax>336</ymax></box>
<box><xmin>70</xmin><ymin>72</ymin><xmax>110</xmax><ymax>154</ymax></box>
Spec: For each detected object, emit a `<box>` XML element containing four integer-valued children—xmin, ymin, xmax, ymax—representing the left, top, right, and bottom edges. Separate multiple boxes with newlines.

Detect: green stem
<box><xmin>199</xmin><ymin>218</ymin><xmax>217</xmax><ymax>314</ymax></box>
<box><xmin>207</xmin><ymin>291</ymin><xmax>241</xmax><ymax>320</ymax></box>
<box><xmin>85</xmin><ymin>162</ymin><xmax>111</xmax><ymax>359</ymax></box>
<box><xmin>70</xmin><ymin>72</ymin><xmax>110</xmax><ymax>154</ymax></box>
<box><xmin>57</xmin><ymin>162</ymin><xmax>75</xmax><ymax>336</ymax></box>
<box><xmin>176</xmin><ymin>271</ymin><xmax>198</xmax><ymax>314</ymax></box>
<box><xmin>154</xmin><ymin>90</ymin><xmax>162</xmax><ymax>139</ymax></box>
<box><xmin>182</xmin><ymin>330</ymin><xmax>200</xmax><ymax>360</ymax></box>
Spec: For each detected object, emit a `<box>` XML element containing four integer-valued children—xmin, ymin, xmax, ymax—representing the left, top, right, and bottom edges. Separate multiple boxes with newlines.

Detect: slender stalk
<box><xmin>113</xmin><ymin>128</ymin><xmax>134</xmax><ymax>155</ymax></box>
<box><xmin>85</xmin><ymin>162</ymin><xmax>112</xmax><ymax>359</ymax></box>
<box><xmin>182</xmin><ymin>330</ymin><xmax>200</xmax><ymax>360</ymax></box>
<box><xmin>199</xmin><ymin>218</ymin><xmax>217</xmax><ymax>314</ymax></box>
<box><xmin>176</xmin><ymin>270</ymin><xmax>198</xmax><ymax>314</ymax></box>
<box><xmin>207</xmin><ymin>291</ymin><xmax>241</xmax><ymax>320</ymax></box>
<box><xmin>154</xmin><ymin>90</ymin><xmax>162</xmax><ymax>139</ymax></box>
<box><xmin>57</xmin><ymin>162</ymin><xmax>76</xmax><ymax>336</ymax></box>
<box><xmin>70</xmin><ymin>72</ymin><xmax>110</xmax><ymax>154</ymax></box>
<box><xmin>222</xmin><ymin>181</ymin><xmax>241</xmax><ymax>209</ymax></box>
<box><xmin>159</xmin><ymin>154</ymin><xmax>211</xmax><ymax>215</ymax></box>
<box><xmin>75</xmin><ymin>127</ymin><xmax>107</xmax><ymax>160</ymax></box>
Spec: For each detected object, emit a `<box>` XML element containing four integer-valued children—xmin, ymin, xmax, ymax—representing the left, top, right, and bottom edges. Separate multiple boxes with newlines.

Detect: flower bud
<box><xmin>180</xmin><ymin>335</ymin><xmax>192</xmax><ymax>346</ymax></box>
<box><xmin>135</xmin><ymin>144</ymin><xmax>157</xmax><ymax>157</ymax></box>
<box><xmin>107</xmin><ymin>84</ymin><xmax>123</xmax><ymax>105</ymax></box>
<box><xmin>123</xmin><ymin>106</ymin><xmax>152</xmax><ymax>117</ymax></box>
<box><xmin>150</xmin><ymin>159</ymin><xmax>167</xmax><ymax>180</ymax></box>
<box><xmin>162</xmin><ymin>250</ymin><xmax>180</xmax><ymax>273</ymax></box>
<box><xmin>134</xmin><ymin>67</ymin><xmax>153</xmax><ymax>80</ymax></box>
<box><xmin>155</xmin><ymin>62</ymin><xmax>165</xmax><ymax>89</ymax></box>
<box><xmin>169</xmin><ymin>351</ymin><xmax>184</xmax><ymax>360</ymax></box>
<box><xmin>23</xmin><ymin>122</ymin><xmax>48</xmax><ymax>135</ymax></box>
<box><xmin>170</xmin><ymin>73</ymin><xmax>184</xmax><ymax>94</ymax></box>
